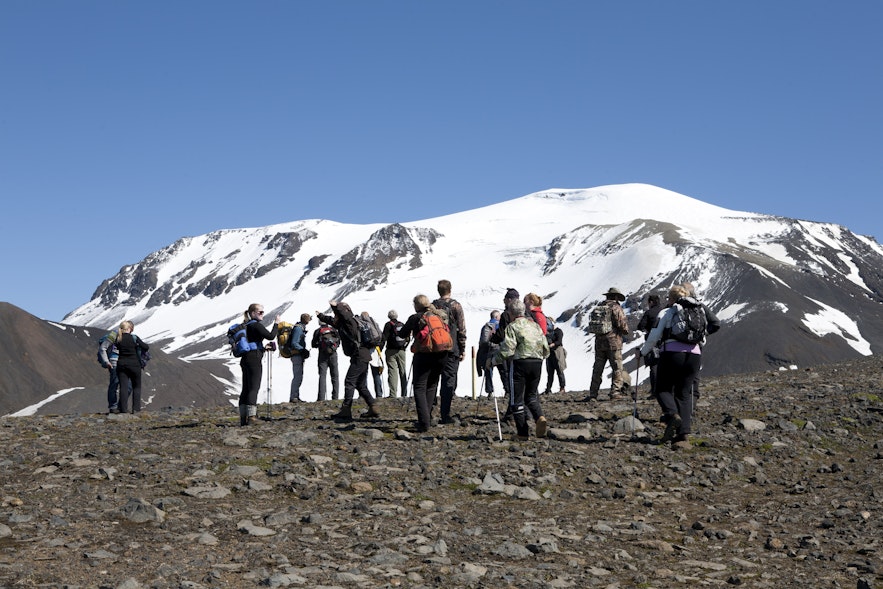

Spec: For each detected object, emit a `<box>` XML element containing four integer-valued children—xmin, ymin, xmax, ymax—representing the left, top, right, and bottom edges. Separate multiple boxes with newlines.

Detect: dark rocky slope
<box><xmin>1</xmin><ymin>356</ymin><xmax>881</xmax><ymax>588</ymax></box>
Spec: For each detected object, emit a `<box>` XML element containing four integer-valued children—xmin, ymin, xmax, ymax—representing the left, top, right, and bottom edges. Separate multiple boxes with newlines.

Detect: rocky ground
<box><xmin>1</xmin><ymin>356</ymin><xmax>882</xmax><ymax>589</ymax></box>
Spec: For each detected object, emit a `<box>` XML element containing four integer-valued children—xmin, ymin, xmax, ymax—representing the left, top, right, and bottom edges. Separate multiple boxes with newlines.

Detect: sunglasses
<box><xmin>256</xmin><ymin>310</ymin><xmax>265</xmax><ymax>315</ymax></box>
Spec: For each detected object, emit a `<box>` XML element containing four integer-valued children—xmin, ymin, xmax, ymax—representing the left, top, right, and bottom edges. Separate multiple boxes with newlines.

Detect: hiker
<box><xmin>636</xmin><ymin>294</ymin><xmax>662</xmax><ymax>400</ymax></box>
<box><xmin>585</xmin><ymin>287</ymin><xmax>631</xmax><ymax>401</ymax></box>
<box><xmin>236</xmin><ymin>304</ymin><xmax>280</xmax><ymax>425</ymax></box>
<box><xmin>287</xmin><ymin>313</ymin><xmax>311</xmax><ymax>403</ymax></box>
<box><xmin>381</xmin><ymin>310</ymin><xmax>409</xmax><ymax>397</ymax></box>
<box><xmin>97</xmin><ymin>328</ymin><xmax>130</xmax><ymax>414</ymax></box>
<box><xmin>493</xmin><ymin>298</ymin><xmax>550</xmax><ymax>440</ymax></box>
<box><xmin>317</xmin><ymin>301</ymin><xmax>379</xmax><ymax>421</ymax></box>
<box><xmin>524</xmin><ymin>293</ymin><xmax>548</xmax><ymax>334</ymax></box>
<box><xmin>311</xmin><ymin>319</ymin><xmax>340</xmax><ymax>401</ymax></box>
<box><xmin>489</xmin><ymin>288</ymin><xmax>521</xmax><ymax>399</ymax></box>
<box><xmin>432</xmin><ymin>279</ymin><xmax>467</xmax><ymax>424</ymax></box>
<box><xmin>397</xmin><ymin>294</ymin><xmax>452</xmax><ymax>432</ymax></box>
<box><xmin>544</xmin><ymin>317</ymin><xmax>566</xmax><ymax>394</ymax></box>
<box><xmin>114</xmin><ymin>321</ymin><xmax>150</xmax><ymax>415</ymax></box>
<box><xmin>476</xmin><ymin>310</ymin><xmax>502</xmax><ymax>397</ymax></box>
<box><xmin>680</xmin><ymin>282</ymin><xmax>720</xmax><ymax>405</ymax></box>
<box><xmin>640</xmin><ymin>285</ymin><xmax>719</xmax><ymax>444</ymax></box>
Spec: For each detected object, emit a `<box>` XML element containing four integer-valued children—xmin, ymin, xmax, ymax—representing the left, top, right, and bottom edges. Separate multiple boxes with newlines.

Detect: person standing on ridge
<box><xmin>585</xmin><ymin>287</ymin><xmax>630</xmax><ymax>401</ymax></box>
<box><xmin>432</xmin><ymin>279</ymin><xmax>467</xmax><ymax>424</ymax></box>
<box><xmin>237</xmin><ymin>304</ymin><xmax>280</xmax><ymax>425</ymax></box>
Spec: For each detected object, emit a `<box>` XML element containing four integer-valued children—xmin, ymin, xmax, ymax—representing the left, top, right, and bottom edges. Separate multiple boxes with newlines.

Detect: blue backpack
<box><xmin>227</xmin><ymin>320</ymin><xmax>258</xmax><ymax>357</ymax></box>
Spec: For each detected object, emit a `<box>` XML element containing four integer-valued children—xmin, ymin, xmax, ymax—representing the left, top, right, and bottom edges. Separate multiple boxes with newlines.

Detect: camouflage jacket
<box><xmin>495</xmin><ymin>317</ymin><xmax>550</xmax><ymax>362</ymax></box>
<box><xmin>595</xmin><ymin>300</ymin><xmax>629</xmax><ymax>352</ymax></box>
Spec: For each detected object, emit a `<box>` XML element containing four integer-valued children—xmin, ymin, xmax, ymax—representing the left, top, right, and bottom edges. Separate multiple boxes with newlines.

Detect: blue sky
<box><xmin>2</xmin><ymin>1</ymin><xmax>881</xmax><ymax>321</ymax></box>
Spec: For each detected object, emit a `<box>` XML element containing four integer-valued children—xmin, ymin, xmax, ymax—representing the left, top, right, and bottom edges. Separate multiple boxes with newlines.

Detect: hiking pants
<box><xmin>438</xmin><ymin>351</ymin><xmax>460</xmax><ymax>420</ymax></box>
<box><xmin>545</xmin><ymin>355</ymin><xmax>565</xmax><ymax>392</ymax></box>
<box><xmin>656</xmin><ymin>351</ymin><xmax>702</xmax><ymax>435</ymax></box>
<box><xmin>107</xmin><ymin>366</ymin><xmax>120</xmax><ymax>410</ymax></box>
<box><xmin>117</xmin><ymin>364</ymin><xmax>143</xmax><ymax>413</ymax></box>
<box><xmin>289</xmin><ymin>355</ymin><xmax>305</xmax><ymax>402</ymax></box>
<box><xmin>412</xmin><ymin>352</ymin><xmax>445</xmax><ymax>431</ymax></box>
<box><xmin>386</xmin><ymin>349</ymin><xmax>408</xmax><ymax>397</ymax></box>
<box><xmin>343</xmin><ymin>357</ymin><xmax>375</xmax><ymax>406</ymax></box>
<box><xmin>589</xmin><ymin>347</ymin><xmax>625</xmax><ymax>396</ymax></box>
<box><xmin>317</xmin><ymin>352</ymin><xmax>339</xmax><ymax>401</ymax></box>
<box><xmin>239</xmin><ymin>351</ymin><xmax>264</xmax><ymax>407</ymax></box>
<box><xmin>508</xmin><ymin>359</ymin><xmax>544</xmax><ymax>437</ymax></box>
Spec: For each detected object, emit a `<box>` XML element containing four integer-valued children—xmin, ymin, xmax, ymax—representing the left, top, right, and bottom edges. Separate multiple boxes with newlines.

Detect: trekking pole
<box><xmin>265</xmin><ymin>345</ymin><xmax>273</xmax><ymax>421</ymax></box>
<box><xmin>492</xmin><ymin>387</ymin><xmax>503</xmax><ymax>442</ymax></box>
<box><xmin>632</xmin><ymin>355</ymin><xmax>640</xmax><ymax>439</ymax></box>
<box><xmin>471</xmin><ymin>346</ymin><xmax>476</xmax><ymax>400</ymax></box>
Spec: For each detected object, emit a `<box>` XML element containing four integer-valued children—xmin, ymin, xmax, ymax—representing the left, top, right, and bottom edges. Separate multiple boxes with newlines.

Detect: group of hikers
<box><xmin>98</xmin><ymin>278</ymin><xmax>720</xmax><ymax>445</ymax></box>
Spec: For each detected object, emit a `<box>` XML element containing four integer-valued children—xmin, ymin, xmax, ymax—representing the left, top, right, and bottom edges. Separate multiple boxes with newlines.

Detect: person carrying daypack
<box><xmin>97</xmin><ymin>327</ymin><xmax>131</xmax><ymax>414</ymax></box>
<box><xmin>381</xmin><ymin>310</ymin><xmax>409</xmax><ymax>398</ymax></box>
<box><xmin>543</xmin><ymin>314</ymin><xmax>567</xmax><ymax>394</ymax></box>
<box><xmin>396</xmin><ymin>294</ymin><xmax>452</xmax><ymax>432</ymax></box>
<box><xmin>637</xmin><ymin>294</ymin><xmax>663</xmax><ymax>400</ymax></box>
<box><xmin>476</xmin><ymin>310</ymin><xmax>502</xmax><ymax>397</ymax></box>
<box><xmin>233</xmin><ymin>303</ymin><xmax>281</xmax><ymax>426</ymax></box>
<box><xmin>311</xmin><ymin>320</ymin><xmax>341</xmax><ymax>401</ymax></box>
<box><xmin>640</xmin><ymin>284</ymin><xmax>720</xmax><ymax>446</ymax></box>
<box><xmin>114</xmin><ymin>320</ymin><xmax>151</xmax><ymax>414</ymax></box>
<box><xmin>432</xmin><ymin>279</ymin><xmax>467</xmax><ymax>424</ymax></box>
<box><xmin>316</xmin><ymin>301</ymin><xmax>379</xmax><ymax>422</ymax></box>
<box><xmin>286</xmin><ymin>313</ymin><xmax>312</xmax><ymax>403</ymax></box>
<box><xmin>585</xmin><ymin>287</ymin><xmax>630</xmax><ymax>401</ymax></box>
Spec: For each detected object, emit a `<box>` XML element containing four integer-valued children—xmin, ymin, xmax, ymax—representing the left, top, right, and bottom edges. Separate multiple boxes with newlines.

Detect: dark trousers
<box><xmin>289</xmin><ymin>356</ymin><xmax>304</xmax><ymax>401</ymax></box>
<box><xmin>438</xmin><ymin>352</ymin><xmax>460</xmax><ymax>419</ymax></box>
<box><xmin>482</xmin><ymin>364</ymin><xmax>507</xmax><ymax>395</ymax></box>
<box><xmin>107</xmin><ymin>367</ymin><xmax>120</xmax><ymax>410</ymax></box>
<box><xmin>545</xmin><ymin>355</ymin><xmax>565</xmax><ymax>391</ymax></box>
<box><xmin>412</xmin><ymin>352</ymin><xmax>445</xmax><ymax>431</ymax></box>
<box><xmin>317</xmin><ymin>352</ymin><xmax>339</xmax><ymax>401</ymax></box>
<box><xmin>656</xmin><ymin>351</ymin><xmax>702</xmax><ymax>436</ymax></box>
<box><xmin>343</xmin><ymin>357</ymin><xmax>375</xmax><ymax>406</ymax></box>
<box><xmin>117</xmin><ymin>364</ymin><xmax>143</xmax><ymax>413</ymax></box>
<box><xmin>239</xmin><ymin>351</ymin><xmax>263</xmax><ymax>406</ymax></box>
<box><xmin>508</xmin><ymin>359</ymin><xmax>544</xmax><ymax>437</ymax></box>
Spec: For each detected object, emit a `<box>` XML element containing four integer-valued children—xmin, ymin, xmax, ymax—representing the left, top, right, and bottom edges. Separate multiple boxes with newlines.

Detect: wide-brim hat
<box><xmin>604</xmin><ymin>287</ymin><xmax>626</xmax><ymax>301</ymax></box>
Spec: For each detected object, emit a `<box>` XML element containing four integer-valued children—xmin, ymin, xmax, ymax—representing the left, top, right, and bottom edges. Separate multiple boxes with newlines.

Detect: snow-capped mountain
<box><xmin>63</xmin><ymin>183</ymin><xmax>883</xmax><ymax>404</ymax></box>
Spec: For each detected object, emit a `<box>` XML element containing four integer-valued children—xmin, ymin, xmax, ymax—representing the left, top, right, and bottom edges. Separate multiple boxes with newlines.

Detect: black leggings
<box><xmin>239</xmin><ymin>351</ymin><xmax>264</xmax><ymax>406</ymax></box>
<box><xmin>117</xmin><ymin>364</ymin><xmax>142</xmax><ymax>413</ymax></box>
<box><xmin>656</xmin><ymin>351</ymin><xmax>702</xmax><ymax>435</ymax></box>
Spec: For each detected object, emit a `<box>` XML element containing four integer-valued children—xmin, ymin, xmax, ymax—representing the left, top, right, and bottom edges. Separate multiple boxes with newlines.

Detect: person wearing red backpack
<box><xmin>397</xmin><ymin>294</ymin><xmax>452</xmax><ymax>432</ymax></box>
<box><xmin>432</xmin><ymin>279</ymin><xmax>467</xmax><ymax>425</ymax></box>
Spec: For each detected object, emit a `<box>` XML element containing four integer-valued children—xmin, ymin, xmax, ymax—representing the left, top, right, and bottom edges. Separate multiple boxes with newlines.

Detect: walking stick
<box><xmin>265</xmin><ymin>344</ymin><xmax>274</xmax><ymax>421</ymax></box>
<box><xmin>471</xmin><ymin>346</ymin><xmax>477</xmax><ymax>400</ymax></box>
<box><xmin>492</xmin><ymin>385</ymin><xmax>503</xmax><ymax>442</ymax></box>
<box><xmin>632</xmin><ymin>354</ymin><xmax>640</xmax><ymax>439</ymax></box>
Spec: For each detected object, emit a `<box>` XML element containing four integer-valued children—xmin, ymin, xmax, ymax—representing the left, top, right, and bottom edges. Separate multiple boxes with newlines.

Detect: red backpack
<box><xmin>412</xmin><ymin>310</ymin><xmax>453</xmax><ymax>353</ymax></box>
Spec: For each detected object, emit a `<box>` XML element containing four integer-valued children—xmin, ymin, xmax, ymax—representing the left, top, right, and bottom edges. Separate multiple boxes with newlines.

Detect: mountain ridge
<box><xmin>5</xmin><ymin>183</ymin><xmax>882</xmax><ymax>413</ymax></box>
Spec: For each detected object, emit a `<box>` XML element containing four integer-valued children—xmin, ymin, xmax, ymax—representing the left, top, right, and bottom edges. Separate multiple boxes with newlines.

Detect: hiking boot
<box><xmin>360</xmin><ymin>406</ymin><xmax>380</xmax><ymax>419</ymax></box>
<box><xmin>514</xmin><ymin>434</ymin><xmax>529</xmax><ymax>442</ymax></box>
<box><xmin>660</xmin><ymin>414</ymin><xmax>682</xmax><ymax>444</ymax></box>
<box><xmin>558</xmin><ymin>388</ymin><xmax>566</xmax><ymax>394</ymax></box>
<box><xmin>535</xmin><ymin>416</ymin><xmax>548</xmax><ymax>438</ymax></box>
<box><xmin>331</xmin><ymin>403</ymin><xmax>353</xmax><ymax>421</ymax></box>
<box><xmin>247</xmin><ymin>416</ymin><xmax>259</xmax><ymax>426</ymax></box>
<box><xmin>108</xmin><ymin>407</ymin><xmax>121</xmax><ymax>414</ymax></box>
<box><xmin>581</xmin><ymin>394</ymin><xmax>598</xmax><ymax>403</ymax></box>
<box><xmin>439</xmin><ymin>416</ymin><xmax>455</xmax><ymax>425</ymax></box>
<box><xmin>543</xmin><ymin>389</ymin><xmax>552</xmax><ymax>395</ymax></box>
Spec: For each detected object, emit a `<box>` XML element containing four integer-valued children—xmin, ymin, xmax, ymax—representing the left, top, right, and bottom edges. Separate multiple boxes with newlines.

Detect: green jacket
<box><xmin>495</xmin><ymin>317</ymin><xmax>550</xmax><ymax>362</ymax></box>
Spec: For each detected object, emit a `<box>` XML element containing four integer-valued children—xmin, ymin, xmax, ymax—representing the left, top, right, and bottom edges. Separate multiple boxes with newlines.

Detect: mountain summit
<box><xmin>61</xmin><ymin>183</ymin><xmax>883</xmax><ymax>405</ymax></box>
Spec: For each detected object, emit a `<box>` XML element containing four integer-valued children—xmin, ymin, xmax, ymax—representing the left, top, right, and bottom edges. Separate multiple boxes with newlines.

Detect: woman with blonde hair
<box><xmin>238</xmin><ymin>303</ymin><xmax>280</xmax><ymax>426</ymax></box>
<box><xmin>115</xmin><ymin>320</ymin><xmax>149</xmax><ymax>414</ymax></box>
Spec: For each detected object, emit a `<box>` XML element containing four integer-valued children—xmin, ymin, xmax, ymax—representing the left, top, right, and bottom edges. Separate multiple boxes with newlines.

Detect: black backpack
<box><xmin>668</xmin><ymin>299</ymin><xmax>708</xmax><ymax>344</ymax></box>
